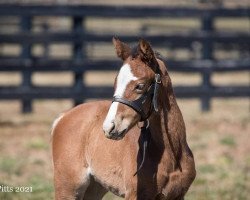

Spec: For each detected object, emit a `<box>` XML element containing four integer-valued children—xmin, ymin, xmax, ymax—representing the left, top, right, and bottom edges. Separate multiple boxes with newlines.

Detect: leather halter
<box><xmin>112</xmin><ymin>73</ymin><xmax>161</xmax><ymax>121</ymax></box>
<box><xmin>112</xmin><ymin>73</ymin><xmax>161</xmax><ymax>176</ymax></box>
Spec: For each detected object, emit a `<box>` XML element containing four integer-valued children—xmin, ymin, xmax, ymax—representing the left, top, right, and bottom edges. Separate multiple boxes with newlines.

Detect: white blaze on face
<box><xmin>103</xmin><ymin>63</ymin><xmax>137</xmax><ymax>133</ymax></box>
<box><xmin>113</xmin><ymin>63</ymin><xmax>138</xmax><ymax>97</ymax></box>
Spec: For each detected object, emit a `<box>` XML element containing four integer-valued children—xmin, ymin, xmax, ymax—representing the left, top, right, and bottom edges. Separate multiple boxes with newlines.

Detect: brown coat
<box><xmin>52</xmin><ymin>38</ymin><xmax>196</xmax><ymax>200</ymax></box>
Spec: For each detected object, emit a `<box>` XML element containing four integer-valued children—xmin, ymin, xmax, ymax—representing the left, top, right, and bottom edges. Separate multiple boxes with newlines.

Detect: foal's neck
<box><xmin>149</xmin><ymin>90</ymin><xmax>176</xmax><ymax>148</ymax></box>
<box><xmin>149</xmin><ymin>67</ymin><xmax>184</xmax><ymax>153</ymax></box>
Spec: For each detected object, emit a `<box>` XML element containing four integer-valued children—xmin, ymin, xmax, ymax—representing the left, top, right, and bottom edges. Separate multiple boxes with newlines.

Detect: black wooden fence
<box><xmin>0</xmin><ymin>5</ymin><xmax>249</xmax><ymax>113</ymax></box>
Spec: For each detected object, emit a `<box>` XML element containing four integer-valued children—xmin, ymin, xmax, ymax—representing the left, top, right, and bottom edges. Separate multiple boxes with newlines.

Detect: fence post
<box><xmin>42</xmin><ymin>23</ymin><xmax>49</xmax><ymax>58</ymax></box>
<box><xmin>72</xmin><ymin>17</ymin><xmax>84</xmax><ymax>106</ymax></box>
<box><xmin>201</xmin><ymin>13</ymin><xmax>214</xmax><ymax>111</ymax></box>
<box><xmin>20</xmin><ymin>16</ymin><xmax>32</xmax><ymax>113</ymax></box>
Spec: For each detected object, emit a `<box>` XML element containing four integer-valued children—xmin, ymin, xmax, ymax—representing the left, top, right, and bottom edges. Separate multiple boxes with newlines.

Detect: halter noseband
<box><xmin>112</xmin><ymin>73</ymin><xmax>161</xmax><ymax>121</ymax></box>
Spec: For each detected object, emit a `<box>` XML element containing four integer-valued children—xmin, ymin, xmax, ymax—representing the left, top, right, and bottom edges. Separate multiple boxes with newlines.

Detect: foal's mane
<box><xmin>154</xmin><ymin>51</ymin><xmax>166</xmax><ymax>63</ymax></box>
<box><xmin>130</xmin><ymin>45</ymin><xmax>165</xmax><ymax>64</ymax></box>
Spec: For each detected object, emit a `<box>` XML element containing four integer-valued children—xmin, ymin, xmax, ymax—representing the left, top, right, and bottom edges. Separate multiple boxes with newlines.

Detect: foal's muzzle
<box><xmin>103</xmin><ymin>122</ymin><xmax>128</xmax><ymax>140</ymax></box>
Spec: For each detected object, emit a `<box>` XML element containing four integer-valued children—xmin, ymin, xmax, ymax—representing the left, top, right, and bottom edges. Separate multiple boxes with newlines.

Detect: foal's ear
<box><xmin>112</xmin><ymin>37</ymin><xmax>131</xmax><ymax>60</ymax></box>
<box><xmin>138</xmin><ymin>39</ymin><xmax>157</xmax><ymax>65</ymax></box>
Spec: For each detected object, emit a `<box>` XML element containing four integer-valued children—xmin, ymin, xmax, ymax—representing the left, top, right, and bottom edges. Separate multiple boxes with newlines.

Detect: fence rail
<box><xmin>0</xmin><ymin>32</ymin><xmax>249</xmax><ymax>44</ymax></box>
<box><xmin>0</xmin><ymin>58</ymin><xmax>249</xmax><ymax>72</ymax></box>
<box><xmin>0</xmin><ymin>4</ymin><xmax>249</xmax><ymax>113</ymax></box>
<box><xmin>0</xmin><ymin>5</ymin><xmax>249</xmax><ymax>17</ymax></box>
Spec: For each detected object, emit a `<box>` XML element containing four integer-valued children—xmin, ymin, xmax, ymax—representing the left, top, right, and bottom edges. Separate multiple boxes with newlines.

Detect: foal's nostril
<box><xmin>103</xmin><ymin>121</ymin><xmax>116</xmax><ymax>136</ymax></box>
<box><xmin>109</xmin><ymin>122</ymin><xmax>115</xmax><ymax>134</ymax></box>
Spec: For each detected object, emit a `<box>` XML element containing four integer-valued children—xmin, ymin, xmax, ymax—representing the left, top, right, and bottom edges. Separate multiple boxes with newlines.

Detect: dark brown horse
<box><xmin>52</xmin><ymin>38</ymin><xmax>196</xmax><ymax>200</ymax></box>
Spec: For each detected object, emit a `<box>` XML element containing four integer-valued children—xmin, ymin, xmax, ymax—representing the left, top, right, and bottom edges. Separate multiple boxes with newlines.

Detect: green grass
<box><xmin>0</xmin><ymin>177</ymin><xmax>54</xmax><ymax>200</ymax></box>
<box><xmin>199</xmin><ymin>164</ymin><xmax>216</xmax><ymax>174</ymax></box>
<box><xmin>220</xmin><ymin>136</ymin><xmax>236</xmax><ymax>147</ymax></box>
<box><xmin>103</xmin><ymin>193</ymin><xmax>123</xmax><ymax>200</ymax></box>
<box><xmin>26</xmin><ymin>138</ymin><xmax>48</xmax><ymax>150</ymax></box>
<box><xmin>186</xmin><ymin>170</ymin><xmax>250</xmax><ymax>200</ymax></box>
<box><xmin>27</xmin><ymin>175</ymin><xmax>54</xmax><ymax>200</ymax></box>
<box><xmin>0</xmin><ymin>157</ymin><xmax>24</xmax><ymax>176</ymax></box>
<box><xmin>32</xmin><ymin>159</ymin><xmax>45</xmax><ymax>166</ymax></box>
<box><xmin>0</xmin><ymin>186</ymin><xmax>19</xmax><ymax>200</ymax></box>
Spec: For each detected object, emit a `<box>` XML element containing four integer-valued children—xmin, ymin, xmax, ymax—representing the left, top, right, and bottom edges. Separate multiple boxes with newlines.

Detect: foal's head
<box><xmin>103</xmin><ymin>37</ymin><xmax>161</xmax><ymax>140</ymax></box>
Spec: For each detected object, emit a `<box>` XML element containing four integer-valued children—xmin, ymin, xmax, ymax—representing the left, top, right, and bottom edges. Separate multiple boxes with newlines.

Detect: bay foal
<box><xmin>52</xmin><ymin>38</ymin><xmax>196</xmax><ymax>200</ymax></box>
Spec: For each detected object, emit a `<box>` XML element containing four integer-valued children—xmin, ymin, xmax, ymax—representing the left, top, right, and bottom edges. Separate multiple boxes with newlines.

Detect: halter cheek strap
<box><xmin>112</xmin><ymin>84</ymin><xmax>155</xmax><ymax>121</ymax></box>
<box><xmin>133</xmin><ymin>119</ymin><xmax>151</xmax><ymax>176</ymax></box>
<box><xmin>153</xmin><ymin>73</ymin><xmax>161</xmax><ymax>112</ymax></box>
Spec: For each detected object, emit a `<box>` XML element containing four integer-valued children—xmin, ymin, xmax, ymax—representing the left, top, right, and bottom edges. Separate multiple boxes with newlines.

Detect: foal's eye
<box><xmin>135</xmin><ymin>83</ymin><xmax>145</xmax><ymax>91</ymax></box>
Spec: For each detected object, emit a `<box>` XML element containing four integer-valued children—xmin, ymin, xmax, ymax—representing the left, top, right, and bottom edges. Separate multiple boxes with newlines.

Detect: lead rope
<box><xmin>133</xmin><ymin>73</ymin><xmax>161</xmax><ymax>176</ymax></box>
<box><xmin>133</xmin><ymin>119</ymin><xmax>151</xmax><ymax>176</ymax></box>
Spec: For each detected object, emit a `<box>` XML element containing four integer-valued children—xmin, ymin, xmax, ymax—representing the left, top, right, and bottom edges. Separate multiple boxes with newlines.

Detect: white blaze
<box><xmin>103</xmin><ymin>63</ymin><xmax>137</xmax><ymax>132</ymax></box>
<box><xmin>114</xmin><ymin>63</ymin><xmax>137</xmax><ymax>97</ymax></box>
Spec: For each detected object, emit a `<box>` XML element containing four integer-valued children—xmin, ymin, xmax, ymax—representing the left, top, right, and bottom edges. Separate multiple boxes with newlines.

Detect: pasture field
<box><xmin>0</xmin><ymin>3</ymin><xmax>249</xmax><ymax>199</ymax></box>
<box><xmin>0</xmin><ymin>71</ymin><xmax>249</xmax><ymax>200</ymax></box>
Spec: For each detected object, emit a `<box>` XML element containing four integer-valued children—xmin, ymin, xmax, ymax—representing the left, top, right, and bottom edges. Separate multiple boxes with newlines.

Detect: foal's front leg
<box><xmin>54</xmin><ymin>166</ymin><xmax>90</xmax><ymax>200</ymax></box>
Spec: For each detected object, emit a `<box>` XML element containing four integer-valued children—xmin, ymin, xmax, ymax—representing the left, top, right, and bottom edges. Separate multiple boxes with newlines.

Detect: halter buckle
<box><xmin>137</xmin><ymin>119</ymin><xmax>150</xmax><ymax>129</ymax></box>
<box><xmin>155</xmin><ymin>73</ymin><xmax>161</xmax><ymax>84</ymax></box>
<box><xmin>144</xmin><ymin>119</ymin><xmax>150</xmax><ymax>129</ymax></box>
